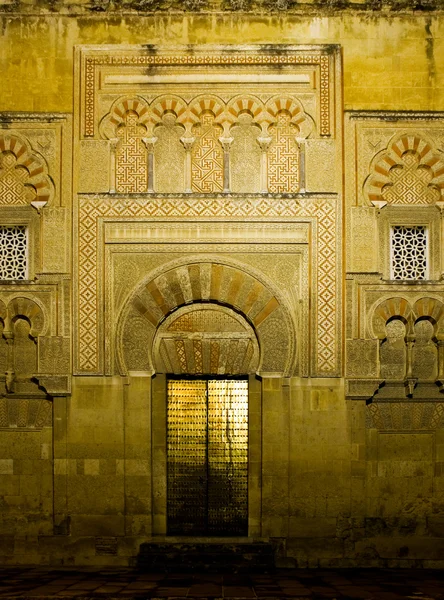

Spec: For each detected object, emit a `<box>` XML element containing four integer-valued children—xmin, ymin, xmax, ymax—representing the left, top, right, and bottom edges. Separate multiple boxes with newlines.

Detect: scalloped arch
<box><xmin>150</xmin><ymin>95</ymin><xmax>188</xmax><ymax>124</ymax></box>
<box><xmin>227</xmin><ymin>95</ymin><xmax>264</xmax><ymax>122</ymax></box>
<box><xmin>100</xmin><ymin>96</ymin><xmax>151</xmax><ymax>139</ymax></box>
<box><xmin>365</xmin><ymin>133</ymin><xmax>444</xmax><ymax>205</ymax></box>
<box><xmin>0</xmin><ymin>134</ymin><xmax>53</xmax><ymax>205</ymax></box>
<box><xmin>188</xmin><ymin>95</ymin><xmax>225</xmax><ymax>124</ymax></box>
<box><xmin>264</xmin><ymin>96</ymin><xmax>313</xmax><ymax>138</ymax></box>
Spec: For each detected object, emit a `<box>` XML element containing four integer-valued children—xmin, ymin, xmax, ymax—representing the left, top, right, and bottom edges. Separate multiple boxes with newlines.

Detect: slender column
<box><xmin>219</xmin><ymin>136</ymin><xmax>234</xmax><ymax>194</ymax></box>
<box><xmin>404</xmin><ymin>334</ymin><xmax>417</xmax><ymax>396</ymax></box>
<box><xmin>4</xmin><ymin>331</ymin><xmax>14</xmax><ymax>393</ymax></box>
<box><xmin>142</xmin><ymin>137</ymin><xmax>158</xmax><ymax>193</ymax></box>
<box><xmin>109</xmin><ymin>138</ymin><xmax>119</xmax><ymax>194</ymax></box>
<box><xmin>180</xmin><ymin>136</ymin><xmax>195</xmax><ymax>193</ymax></box>
<box><xmin>257</xmin><ymin>136</ymin><xmax>272</xmax><ymax>194</ymax></box>
<box><xmin>436</xmin><ymin>338</ymin><xmax>444</xmax><ymax>392</ymax></box>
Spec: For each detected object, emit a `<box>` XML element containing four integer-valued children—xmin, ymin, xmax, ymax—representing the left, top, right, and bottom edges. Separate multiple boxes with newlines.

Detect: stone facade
<box><xmin>0</xmin><ymin>6</ymin><xmax>444</xmax><ymax>568</ymax></box>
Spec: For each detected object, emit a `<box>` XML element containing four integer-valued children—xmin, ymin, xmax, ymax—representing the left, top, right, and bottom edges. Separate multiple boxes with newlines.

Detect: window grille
<box><xmin>390</xmin><ymin>225</ymin><xmax>428</xmax><ymax>280</ymax></box>
<box><xmin>0</xmin><ymin>226</ymin><xmax>28</xmax><ymax>280</ymax></box>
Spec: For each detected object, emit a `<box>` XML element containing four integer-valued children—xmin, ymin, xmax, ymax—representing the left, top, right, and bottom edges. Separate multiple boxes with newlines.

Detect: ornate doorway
<box><xmin>167</xmin><ymin>378</ymin><xmax>248</xmax><ymax>536</ymax></box>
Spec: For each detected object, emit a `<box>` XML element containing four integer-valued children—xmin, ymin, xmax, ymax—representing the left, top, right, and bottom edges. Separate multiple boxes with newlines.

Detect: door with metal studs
<box><xmin>167</xmin><ymin>378</ymin><xmax>248</xmax><ymax>536</ymax></box>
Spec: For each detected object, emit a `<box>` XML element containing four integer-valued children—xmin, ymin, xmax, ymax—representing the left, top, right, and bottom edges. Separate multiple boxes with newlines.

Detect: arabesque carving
<box><xmin>365</xmin><ymin>133</ymin><xmax>444</xmax><ymax>205</ymax></box>
<box><xmin>366</xmin><ymin>401</ymin><xmax>444</xmax><ymax>431</ymax></box>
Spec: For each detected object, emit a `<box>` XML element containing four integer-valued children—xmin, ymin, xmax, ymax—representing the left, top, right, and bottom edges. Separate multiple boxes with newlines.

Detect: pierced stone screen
<box><xmin>0</xmin><ymin>226</ymin><xmax>27</xmax><ymax>280</ymax></box>
<box><xmin>390</xmin><ymin>226</ymin><xmax>427</xmax><ymax>280</ymax></box>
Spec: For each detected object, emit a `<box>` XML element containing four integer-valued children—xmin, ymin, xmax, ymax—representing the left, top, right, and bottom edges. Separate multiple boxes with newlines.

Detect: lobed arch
<box><xmin>188</xmin><ymin>95</ymin><xmax>226</xmax><ymax>123</ymax></box>
<box><xmin>364</xmin><ymin>132</ymin><xmax>444</xmax><ymax>205</ymax></box>
<box><xmin>0</xmin><ymin>134</ymin><xmax>54</xmax><ymax>205</ymax></box>
<box><xmin>117</xmin><ymin>258</ymin><xmax>297</xmax><ymax>378</ymax></box>
<box><xmin>150</xmin><ymin>95</ymin><xmax>188</xmax><ymax>126</ymax></box>
<box><xmin>99</xmin><ymin>96</ymin><xmax>151</xmax><ymax>139</ymax></box>
<box><xmin>264</xmin><ymin>95</ymin><xmax>314</xmax><ymax>139</ymax></box>
<box><xmin>227</xmin><ymin>95</ymin><xmax>264</xmax><ymax>123</ymax></box>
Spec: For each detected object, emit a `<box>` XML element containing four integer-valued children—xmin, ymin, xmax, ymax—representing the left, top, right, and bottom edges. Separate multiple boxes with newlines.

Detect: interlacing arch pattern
<box><xmin>99</xmin><ymin>93</ymin><xmax>314</xmax><ymax>194</ymax></box>
<box><xmin>365</xmin><ymin>133</ymin><xmax>444</xmax><ymax>205</ymax></box>
<box><xmin>0</xmin><ymin>134</ymin><xmax>53</xmax><ymax>206</ymax></box>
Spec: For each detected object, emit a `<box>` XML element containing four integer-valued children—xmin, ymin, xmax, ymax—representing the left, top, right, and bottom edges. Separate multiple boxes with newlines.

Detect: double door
<box><xmin>167</xmin><ymin>378</ymin><xmax>248</xmax><ymax>536</ymax></box>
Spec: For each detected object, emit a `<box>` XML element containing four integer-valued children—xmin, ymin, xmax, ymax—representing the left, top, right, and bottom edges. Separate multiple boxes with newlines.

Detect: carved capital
<box><xmin>109</xmin><ymin>137</ymin><xmax>120</xmax><ymax>152</ymax></box>
<box><xmin>257</xmin><ymin>136</ymin><xmax>272</xmax><ymax>152</ymax></box>
<box><xmin>218</xmin><ymin>136</ymin><xmax>234</xmax><ymax>152</ymax></box>
<box><xmin>370</xmin><ymin>200</ymin><xmax>387</xmax><ymax>210</ymax></box>
<box><xmin>180</xmin><ymin>136</ymin><xmax>196</xmax><ymax>152</ymax></box>
<box><xmin>142</xmin><ymin>137</ymin><xmax>158</xmax><ymax>153</ymax></box>
<box><xmin>5</xmin><ymin>371</ymin><xmax>15</xmax><ymax>394</ymax></box>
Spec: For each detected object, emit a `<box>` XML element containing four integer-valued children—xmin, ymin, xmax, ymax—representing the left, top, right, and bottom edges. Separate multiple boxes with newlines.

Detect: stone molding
<box><xmin>3</xmin><ymin>0</ymin><xmax>444</xmax><ymax>14</ymax></box>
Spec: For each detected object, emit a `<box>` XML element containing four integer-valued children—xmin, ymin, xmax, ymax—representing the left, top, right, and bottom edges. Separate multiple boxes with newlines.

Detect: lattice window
<box><xmin>0</xmin><ymin>226</ymin><xmax>27</xmax><ymax>280</ymax></box>
<box><xmin>390</xmin><ymin>225</ymin><xmax>428</xmax><ymax>280</ymax></box>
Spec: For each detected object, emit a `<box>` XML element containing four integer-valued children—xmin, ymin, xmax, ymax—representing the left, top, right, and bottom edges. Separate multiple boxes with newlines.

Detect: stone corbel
<box><xmin>345</xmin><ymin>379</ymin><xmax>385</xmax><ymax>402</ymax></box>
<box><xmin>34</xmin><ymin>375</ymin><xmax>71</xmax><ymax>396</ymax></box>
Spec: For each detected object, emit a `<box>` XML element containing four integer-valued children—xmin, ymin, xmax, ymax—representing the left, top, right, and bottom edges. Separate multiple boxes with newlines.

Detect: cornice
<box><xmin>2</xmin><ymin>0</ymin><xmax>444</xmax><ymax>15</ymax></box>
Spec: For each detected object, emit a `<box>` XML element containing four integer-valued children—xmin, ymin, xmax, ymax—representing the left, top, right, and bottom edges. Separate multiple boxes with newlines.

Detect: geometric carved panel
<box><xmin>0</xmin><ymin>397</ymin><xmax>52</xmax><ymax>429</ymax></box>
<box><xmin>154</xmin><ymin>305</ymin><xmax>259</xmax><ymax>375</ymax></box>
<box><xmin>366</xmin><ymin>402</ymin><xmax>444</xmax><ymax>430</ymax></box>
<box><xmin>78</xmin><ymin>194</ymin><xmax>339</xmax><ymax>377</ymax></box>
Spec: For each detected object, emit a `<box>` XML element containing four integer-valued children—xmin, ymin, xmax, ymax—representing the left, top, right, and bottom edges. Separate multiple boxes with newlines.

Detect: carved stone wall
<box><xmin>75</xmin><ymin>45</ymin><xmax>342</xmax><ymax>377</ymax></box>
<box><xmin>0</xmin><ymin>114</ymin><xmax>71</xmax><ymax>543</ymax></box>
<box><xmin>2</xmin><ymin>29</ymin><xmax>444</xmax><ymax>567</ymax></box>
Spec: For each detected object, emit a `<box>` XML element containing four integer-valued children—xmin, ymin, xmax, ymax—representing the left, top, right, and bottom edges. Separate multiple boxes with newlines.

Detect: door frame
<box><xmin>152</xmin><ymin>373</ymin><xmax>262</xmax><ymax>537</ymax></box>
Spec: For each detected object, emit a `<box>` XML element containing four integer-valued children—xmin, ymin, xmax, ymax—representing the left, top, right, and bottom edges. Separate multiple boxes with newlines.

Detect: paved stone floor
<box><xmin>0</xmin><ymin>567</ymin><xmax>443</xmax><ymax>599</ymax></box>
